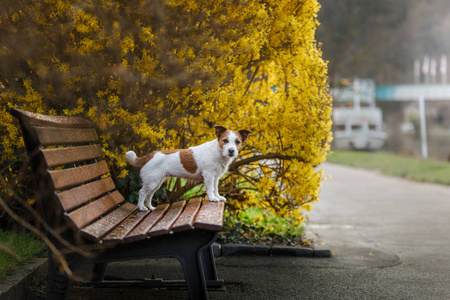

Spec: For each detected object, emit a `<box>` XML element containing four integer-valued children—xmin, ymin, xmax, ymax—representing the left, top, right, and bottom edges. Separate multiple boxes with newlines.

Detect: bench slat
<box><xmin>81</xmin><ymin>202</ymin><xmax>137</xmax><ymax>242</ymax></box>
<box><xmin>50</xmin><ymin>160</ymin><xmax>109</xmax><ymax>190</ymax></box>
<box><xmin>102</xmin><ymin>210</ymin><xmax>152</xmax><ymax>244</ymax></box>
<box><xmin>11</xmin><ymin>108</ymin><xmax>94</xmax><ymax>128</ymax></box>
<box><xmin>36</xmin><ymin>127</ymin><xmax>98</xmax><ymax>146</ymax></box>
<box><xmin>172</xmin><ymin>198</ymin><xmax>202</xmax><ymax>233</ymax></box>
<box><xmin>148</xmin><ymin>201</ymin><xmax>186</xmax><ymax>237</ymax></box>
<box><xmin>66</xmin><ymin>190</ymin><xmax>125</xmax><ymax>229</ymax></box>
<box><xmin>42</xmin><ymin>144</ymin><xmax>103</xmax><ymax>168</ymax></box>
<box><xmin>124</xmin><ymin>204</ymin><xmax>170</xmax><ymax>243</ymax></box>
<box><xmin>193</xmin><ymin>201</ymin><xmax>225</xmax><ymax>232</ymax></box>
<box><xmin>57</xmin><ymin>177</ymin><xmax>116</xmax><ymax>211</ymax></box>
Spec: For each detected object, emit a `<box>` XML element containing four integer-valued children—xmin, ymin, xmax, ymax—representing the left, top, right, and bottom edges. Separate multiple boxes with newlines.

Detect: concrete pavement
<box><xmin>69</xmin><ymin>163</ymin><xmax>450</xmax><ymax>299</ymax></box>
<box><xmin>308</xmin><ymin>163</ymin><xmax>450</xmax><ymax>299</ymax></box>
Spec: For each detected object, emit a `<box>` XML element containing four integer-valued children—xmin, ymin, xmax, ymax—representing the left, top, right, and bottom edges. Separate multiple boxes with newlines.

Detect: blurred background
<box><xmin>317</xmin><ymin>0</ymin><xmax>450</xmax><ymax>162</ymax></box>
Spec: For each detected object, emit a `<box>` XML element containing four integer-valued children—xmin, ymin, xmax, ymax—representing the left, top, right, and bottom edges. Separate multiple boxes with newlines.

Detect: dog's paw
<box><xmin>218</xmin><ymin>196</ymin><xmax>227</xmax><ymax>202</ymax></box>
<box><xmin>209</xmin><ymin>197</ymin><xmax>221</xmax><ymax>202</ymax></box>
<box><xmin>145</xmin><ymin>202</ymin><xmax>155</xmax><ymax>211</ymax></box>
<box><xmin>138</xmin><ymin>205</ymin><xmax>149</xmax><ymax>212</ymax></box>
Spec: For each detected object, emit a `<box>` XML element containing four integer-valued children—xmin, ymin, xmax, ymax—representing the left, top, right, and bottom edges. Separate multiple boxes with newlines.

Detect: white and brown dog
<box><xmin>126</xmin><ymin>125</ymin><xmax>251</xmax><ymax>211</ymax></box>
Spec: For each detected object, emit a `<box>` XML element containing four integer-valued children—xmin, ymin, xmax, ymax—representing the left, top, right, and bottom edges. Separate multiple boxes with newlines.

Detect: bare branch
<box><xmin>0</xmin><ymin>167</ymin><xmax>97</xmax><ymax>259</ymax></box>
<box><xmin>0</xmin><ymin>196</ymin><xmax>83</xmax><ymax>281</ymax></box>
<box><xmin>229</xmin><ymin>153</ymin><xmax>305</xmax><ymax>171</ymax></box>
<box><xmin>0</xmin><ymin>245</ymin><xmax>20</xmax><ymax>261</ymax></box>
<box><xmin>243</xmin><ymin>65</ymin><xmax>260</xmax><ymax>96</ymax></box>
<box><xmin>168</xmin><ymin>181</ymin><xmax>201</xmax><ymax>201</ymax></box>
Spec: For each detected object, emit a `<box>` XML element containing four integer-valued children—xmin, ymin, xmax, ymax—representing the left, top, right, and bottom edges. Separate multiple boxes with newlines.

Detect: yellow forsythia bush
<box><xmin>0</xmin><ymin>0</ymin><xmax>332</xmax><ymax>225</ymax></box>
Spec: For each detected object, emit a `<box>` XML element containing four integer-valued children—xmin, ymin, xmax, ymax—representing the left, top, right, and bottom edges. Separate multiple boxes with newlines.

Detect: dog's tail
<box><xmin>125</xmin><ymin>150</ymin><xmax>154</xmax><ymax>168</ymax></box>
<box><xmin>125</xmin><ymin>151</ymin><xmax>138</xmax><ymax>166</ymax></box>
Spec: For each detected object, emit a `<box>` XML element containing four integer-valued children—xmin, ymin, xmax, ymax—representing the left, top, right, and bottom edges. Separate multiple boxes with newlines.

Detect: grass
<box><xmin>0</xmin><ymin>230</ymin><xmax>45</xmax><ymax>280</ymax></box>
<box><xmin>327</xmin><ymin>150</ymin><xmax>450</xmax><ymax>186</ymax></box>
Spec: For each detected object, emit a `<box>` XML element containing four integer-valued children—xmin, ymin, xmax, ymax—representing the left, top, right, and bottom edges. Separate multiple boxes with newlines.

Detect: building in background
<box><xmin>331</xmin><ymin>79</ymin><xmax>387</xmax><ymax>151</ymax></box>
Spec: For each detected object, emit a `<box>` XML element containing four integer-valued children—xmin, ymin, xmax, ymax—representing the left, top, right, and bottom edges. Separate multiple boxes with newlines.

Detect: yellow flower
<box><xmin>303</xmin><ymin>203</ymin><xmax>314</xmax><ymax>211</ymax></box>
<box><xmin>253</xmin><ymin>215</ymin><xmax>263</xmax><ymax>224</ymax></box>
<box><xmin>117</xmin><ymin>169</ymin><xmax>129</xmax><ymax>179</ymax></box>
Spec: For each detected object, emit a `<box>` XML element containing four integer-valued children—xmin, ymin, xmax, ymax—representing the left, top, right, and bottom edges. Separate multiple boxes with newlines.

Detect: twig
<box><xmin>229</xmin><ymin>153</ymin><xmax>305</xmax><ymax>171</ymax></box>
<box><xmin>243</xmin><ymin>65</ymin><xmax>260</xmax><ymax>96</ymax></box>
<box><xmin>0</xmin><ymin>196</ymin><xmax>83</xmax><ymax>281</ymax></box>
<box><xmin>0</xmin><ymin>169</ymin><xmax>96</xmax><ymax>259</ymax></box>
<box><xmin>0</xmin><ymin>245</ymin><xmax>21</xmax><ymax>261</ymax></box>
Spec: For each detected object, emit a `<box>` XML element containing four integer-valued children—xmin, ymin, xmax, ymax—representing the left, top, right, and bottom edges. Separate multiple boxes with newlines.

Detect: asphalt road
<box><xmin>69</xmin><ymin>163</ymin><xmax>450</xmax><ymax>300</ymax></box>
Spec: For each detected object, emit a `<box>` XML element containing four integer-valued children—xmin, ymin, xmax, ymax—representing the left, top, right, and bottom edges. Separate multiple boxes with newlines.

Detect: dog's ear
<box><xmin>238</xmin><ymin>129</ymin><xmax>252</xmax><ymax>142</ymax></box>
<box><xmin>213</xmin><ymin>125</ymin><xmax>227</xmax><ymax>138</ymax></box>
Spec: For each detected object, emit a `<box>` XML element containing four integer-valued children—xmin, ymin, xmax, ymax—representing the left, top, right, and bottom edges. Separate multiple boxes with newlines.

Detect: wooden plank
<box><xmin>36</xmin><ymin>127</ymin><xmax>98</xmax><ymax>146</ymax></box>
<box><xmin>42</xmin><ymin>144</ymin><xmax>103</xmax><ymax>168</ymax></box>
<box><xmin>57</xmin><ymin>177</ymin><xmax>116</xmax><ymax>211</ymax></box>
<box><xmin>66</xmin><ymin>190</ymin><xmax>124</xmax><ymax>229</ymax></box>
<box><xmin>81</xmin><ymin>202</ymin><xmax>137</xmax><ymax>242</ymax></box>
<box><xmin>193</xmin><ymin>201</ymin><xmax>225</xmax><ymax>232</ymax></box>
<box><xmin>10</xmin><ymin>108</ymin><xmax>94</xmax><ymax>128</ymax></box>
<box><xmin>124</xmin><ymin>204</ymin><xmax>170</xmax><ymax>243</ymax></box>
<box><xmin>50</xmin><ymin>160</ymin><xmax>109</xmax><ymax>190</ymax></box>
<box><xmin>102</xmin><ymin>209</ymin><xmax>152</xmax><ymax>245</ymax></box>
<box><xmin>148</xmin><ymin>201</ymin><xmax>186</xmax><ymax>237</ymax></box>
<box><xmin>172</xmin><ymin>198</ymin><xmax>202</xmax><ymax>233</ymax></box>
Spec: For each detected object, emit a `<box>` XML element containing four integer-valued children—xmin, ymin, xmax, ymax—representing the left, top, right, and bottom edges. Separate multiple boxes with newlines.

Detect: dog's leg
<box><xmin>138</xmin><ymin>187</ymin><xmax>151</xmax><ymax>211</ymax></box>
<box><xmin>213</xmin><ymin>177</ymin><xmax>226</xmax><ymax>202</ymax></box>
<box><xmin>138</xmin><ymin>177</ymin><xmax>164</xmax><ymax>211</ymax></box>
<box><xmin>203</xmin><ymin>174</ymin><xmax>220</xmax><ymax>202</ymax></box>
<box><xmin>138</xmin><ymin>186</ymin><xmax>157</xmax><ymax>211</ymax></box>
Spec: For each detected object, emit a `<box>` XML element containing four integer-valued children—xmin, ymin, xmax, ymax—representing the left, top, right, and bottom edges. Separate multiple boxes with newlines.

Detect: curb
<box><xmin>213</xmin><ymin>227</ymin><xmax>332</xmax><ymax>258</ymax></box>
<box><xmin>0</xmin><ymin>257</ymin><xmax>47</xmax><ymax>300</ymax></box>
<box><xmin>213</xmin><ymin>243</ymin><xmax>331</xmax><ymax>258</ymax></box>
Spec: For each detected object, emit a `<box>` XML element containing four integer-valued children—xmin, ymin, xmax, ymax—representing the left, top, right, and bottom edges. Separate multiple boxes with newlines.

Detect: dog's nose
<box><xmin>228</xmin><ymin>149</ymin><xmax>235</xmax><ymax>156</ymax></box>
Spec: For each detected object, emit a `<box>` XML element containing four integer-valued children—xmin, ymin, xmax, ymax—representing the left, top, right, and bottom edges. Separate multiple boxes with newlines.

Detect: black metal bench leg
<box><xmin>202</xmin><ymin>243</ymin><xmax>224</xmax><ymax>287</ymax></box>
<box><xmin>92</xmin><ymin>262</ymin><xmax>108</xmax><ymax>282</ymax></box>
<box><xmin>46</xmin><ymin>253</ymin><xmax>73</xmax><ymax>300</ymax></box>
<box><xmin>178</xmin><ymin>246</ymin><xmax>208</xmax><ymax>300</ymax></box>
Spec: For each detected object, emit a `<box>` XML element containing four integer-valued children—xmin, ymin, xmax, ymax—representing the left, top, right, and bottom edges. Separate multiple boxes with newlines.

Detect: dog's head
<box><xmin>214</xmin><ymin>125</ymin><xmax>251</xmax><ymax>158</ymax></box>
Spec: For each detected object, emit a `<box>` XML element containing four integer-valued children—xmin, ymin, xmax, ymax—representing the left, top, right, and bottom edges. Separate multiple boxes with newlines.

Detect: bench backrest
<box><xmin>10</xmin><ymin>108</ymin><xmax>123</xmax><ymax>236</ymax></box>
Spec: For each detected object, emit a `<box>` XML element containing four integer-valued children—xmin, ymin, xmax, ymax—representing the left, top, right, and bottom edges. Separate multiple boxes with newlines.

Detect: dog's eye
<box><xmin>223</xmin><ymin>139</ymin><xmax>229</xmax><ymax>143</ymax></box>
<box><xmin>235</xmin><ymin>140</ymin><xmax>241</xmax><ymax>145</ymax></box>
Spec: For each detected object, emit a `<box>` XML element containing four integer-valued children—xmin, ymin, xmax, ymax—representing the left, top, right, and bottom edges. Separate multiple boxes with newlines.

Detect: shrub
<box><xmin>0</xmin><ymin>0</ymin><xmax>332</xmax><ymax>225</ymax></box>
<box><xmin>218</xmin><ymin>207</ymin><xmax>307</xmax><ymax>246</ymax></box>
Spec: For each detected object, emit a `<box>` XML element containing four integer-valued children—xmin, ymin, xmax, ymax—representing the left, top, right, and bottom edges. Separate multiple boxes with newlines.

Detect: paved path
<box><xmin>70</xmin><ymin>163</ymin><xmax>450</xmax><ymax>299</ymax></box>
<box><xmin>308</xmin><ymin>163</ymin><xmax>450</xmax><ymax>299</ymax></box>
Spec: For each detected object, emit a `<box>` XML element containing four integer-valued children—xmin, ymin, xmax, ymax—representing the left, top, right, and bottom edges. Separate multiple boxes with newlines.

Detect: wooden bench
<box><xmin>10</xmin><ymin>108</ymin><xmax>225</xmax><ymax>300</ymax></box>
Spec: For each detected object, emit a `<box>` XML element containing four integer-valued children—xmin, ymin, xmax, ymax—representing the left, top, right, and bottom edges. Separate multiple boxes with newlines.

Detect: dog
<box><xmin>126</xmin><ymin>125</ymin><xmax>251</xmax><ymax>211</ymax></box>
